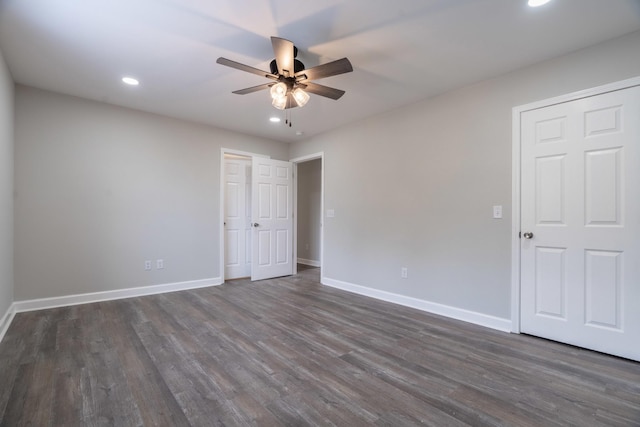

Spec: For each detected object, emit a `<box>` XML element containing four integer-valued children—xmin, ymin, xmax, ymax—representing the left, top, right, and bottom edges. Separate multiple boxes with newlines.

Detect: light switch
<box><xmin>326</xmin><ymin>209</ymin><xmax>335</xmax><ymax>218</ymax></box>
<box><xmin>493</xmin><ymin>205</ymin><xmax>503</xmax><ymax>219</ymax></box>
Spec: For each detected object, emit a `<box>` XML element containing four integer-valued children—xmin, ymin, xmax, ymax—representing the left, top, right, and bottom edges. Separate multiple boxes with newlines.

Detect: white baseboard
<box><xmin>321</xmin><ymin>277</ymin><xmax>512</xmax><ymax>333</ymax></box>
<box><xmin>0</xmin><ymin>303</ymin><xmax>16</xmax><ymax>343</ymax></box>
<box><xmin>297</xmin><ymin>258</ymin><xmax>321</xmax><ymax>267</ymax></box>
<box><xmin>12</xmin><ymin>277</ymin><xmax>223</xmax><ymax>314</ymax></box>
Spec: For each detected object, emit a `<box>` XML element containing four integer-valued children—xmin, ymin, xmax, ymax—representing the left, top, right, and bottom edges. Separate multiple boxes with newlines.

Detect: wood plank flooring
<box><xmin>1</xmin><ymin>267</ymin><xmax>639</xmax><ymax>426</ymax></box>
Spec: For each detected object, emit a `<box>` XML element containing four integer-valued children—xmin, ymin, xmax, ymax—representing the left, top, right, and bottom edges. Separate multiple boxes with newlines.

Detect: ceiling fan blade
<box><xmin>298</xmin><ymin>82</ymin><xmax>346</xmax><ymax>100</ymax></box>
<box><xmin>271</xmin><ymin>36</ymin><xmax>295</xmax><ymax>77</ymax></box>
<box><xmin>217</xmin><ymin>57</ymin><xmax>278</xmax><ymax>80</ymax></box>
<box><xmin>232</xmin><ymin>83</ymin><xmax>274</xmax><ymax>95</ymax></box>
<box><xmin>295</xmin><ymin>58</ymin><xmax>353</xmax><ymax>81</ymax></box>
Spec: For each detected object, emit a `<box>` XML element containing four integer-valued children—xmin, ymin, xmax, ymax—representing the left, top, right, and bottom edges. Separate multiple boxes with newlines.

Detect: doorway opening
<box><xmin>291</xmin><ymin>153</ymin><xmax>324</xmax><ymax>278</ymax></box>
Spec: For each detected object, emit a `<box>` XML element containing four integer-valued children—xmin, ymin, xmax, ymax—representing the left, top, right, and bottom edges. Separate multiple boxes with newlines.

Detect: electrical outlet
<box><xmin>493</xmin><ymin>205</ymin><xmax>503</xmax><ymax>219</ymax></box>
<box><xmin>144</xmin><ymin>260</ymin><xmax>152</xmax><ymax>271</ymax></box>
<box><xmin>401</xmin><ymin>267</ymin><xmax>408</xmax><ymax>279</ymax></box>
<box><xmin>156</xmin><ymin>259</ymin><xmax>164</xmax><ymax>269</ymax></box>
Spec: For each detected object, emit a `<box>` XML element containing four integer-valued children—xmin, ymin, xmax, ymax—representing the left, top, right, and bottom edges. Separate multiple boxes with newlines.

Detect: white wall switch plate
<box><xmin>401</xmin><ymin>267</ymin><xmax>408</xmax><ymax>279</ymax></box>
<box><xmin>493</xmin><ymin>205</ymin><xmax>503</xmax><ymax>219</ymax></box>
<box><xmin>326</xmin><ymin>209</ymin><xmax>335</xmax><ymax>218</ymax></box>
<box><xmin>156</xmin><ymin>259</ymin><xmax>164</xmax><ymax>269</ymax></box>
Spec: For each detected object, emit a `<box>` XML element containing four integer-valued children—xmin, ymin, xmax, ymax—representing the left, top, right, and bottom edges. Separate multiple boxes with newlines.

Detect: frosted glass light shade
<box><xmin>292</xmin><ymin>88</ymin><xmax>310</xmax><ymax>107</ymax></box>
<box><xmin>270</xmin><ymin>82</ymin><xmax>287</xmax><ymax>100</ymax></box>
<box><xmin>272</xmin><ymin>96</ymin><xmax>287</xmax><ymax>110</ymax></box>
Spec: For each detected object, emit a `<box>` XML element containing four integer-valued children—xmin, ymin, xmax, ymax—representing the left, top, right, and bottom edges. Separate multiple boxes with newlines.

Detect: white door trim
<box><xmin>510</xmin><ymin>76</ymin><xmax>640</xmax><ymax>333</ymax></box>
<box><xmin>220</xmin><ymin>148</ymin><xmax>269</xmax><ymax>281</ymax></box>
<box><xmin>290</xmin><ymin>152</ymin><xmax>324</xmax><ymax>279</ymax></box>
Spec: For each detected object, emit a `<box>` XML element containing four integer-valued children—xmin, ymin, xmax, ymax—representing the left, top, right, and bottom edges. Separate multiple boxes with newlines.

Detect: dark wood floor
<box><xmin>1</xmin><ymin>267</ymin><xmax>639</xmax><ymax>426</ymax></box>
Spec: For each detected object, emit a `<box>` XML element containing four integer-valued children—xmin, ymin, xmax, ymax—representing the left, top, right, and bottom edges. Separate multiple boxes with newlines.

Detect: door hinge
<box><xmin>519</xmin><ymin>231</ymin><xmax>521</xmax><ymax>239</ymax></box>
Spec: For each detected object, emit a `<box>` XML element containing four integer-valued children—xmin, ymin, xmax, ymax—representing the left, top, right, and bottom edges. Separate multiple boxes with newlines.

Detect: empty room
<box><xmin>1</xmin><ymin>0</ymin><xmax>639</xmax><ymax>425</ymax></box>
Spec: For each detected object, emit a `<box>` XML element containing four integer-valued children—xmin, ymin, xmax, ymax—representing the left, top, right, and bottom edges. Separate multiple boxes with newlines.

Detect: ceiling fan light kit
<box><xmin>217</xmin><ymin>36</ymin><xmax>353</xmax><ymax>114</ymax></box>
<box><xmin>270</xmin><ymin>83</ymin><xmax>310</xmax><ymax>110</ymax></box>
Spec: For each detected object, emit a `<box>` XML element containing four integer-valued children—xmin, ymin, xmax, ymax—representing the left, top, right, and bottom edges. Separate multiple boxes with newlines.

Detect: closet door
<box><xmin>520</xmin><ymin>85</ymin><xmax>640</xmax><ymax>361</ymax></box>
<box><xmin>224</xmin><ymin>159</ymin><xmax>251</xmax><ymax>279</ymax></box>
<box><xmin>251</xmin><ymin>157</ymin><xmax>293</xmax><ymax>281</ymax></box>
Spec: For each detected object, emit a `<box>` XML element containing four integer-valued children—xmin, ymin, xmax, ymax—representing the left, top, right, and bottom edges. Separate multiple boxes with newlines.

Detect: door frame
<box><xmin>290</xmin><ymin>152</ymin><xmax>324</xmax><ymax>278</ymax></box>
<box><xmin>219</xmin><ymin>148</ymin><xmax>269</xmax><ymax>281</ymax></box>
<box><xmin>510</xmin><ymin>76</ymin><xmax>640</xmax><ymax>333</ymax></box>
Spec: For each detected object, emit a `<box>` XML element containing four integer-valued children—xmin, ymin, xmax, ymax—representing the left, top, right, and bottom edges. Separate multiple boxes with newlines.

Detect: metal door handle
<box><xmin>252</xmin><ymin>223</ymin><xmax>260</xmax><ymax>227</ymax></box>
<box><xmin>523</xmin><ymin>232</ymin><xmax>534</xmax><ymax>239</ymax></box>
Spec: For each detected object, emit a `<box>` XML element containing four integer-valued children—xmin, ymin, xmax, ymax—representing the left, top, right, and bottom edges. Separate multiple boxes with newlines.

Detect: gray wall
<box><xmin>0</xmin><ymin>49</ymin><xmax>13</xmax><ymax>316</ymax></box>
<box><xmin>10</xmin><ymin>30</ymin><xmax>640</xmax><ymax>321</ymax></box>
<box><xmin>297</xmin><ymin>158</ymin><xmax>321</xmax><ymax>264</ymax></box>
<box><xmin>14</xmin><ymin>86</ymin><xmax>289</xmax><ymax>300</ymax></box>
<box><xmin>289</xmin><ymin>30</ymin><xmax>640</xmax><ymax>320</ymax></box>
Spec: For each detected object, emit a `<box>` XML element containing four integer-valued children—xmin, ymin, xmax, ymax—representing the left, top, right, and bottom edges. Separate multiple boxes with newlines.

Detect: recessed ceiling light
<box><xmin>122</xmin><ymin>77</ymin><xmax>139</xmax><ymax>86</ymax></box>
<box><xmin>528</xmin><ymin>0</ymin><xmax>551</xmax><ymax>7</ymax></box>
<box><xmin>269</xmin><ymin>117</ymin><xmax>281</xmax><ymax>123</ymax></box>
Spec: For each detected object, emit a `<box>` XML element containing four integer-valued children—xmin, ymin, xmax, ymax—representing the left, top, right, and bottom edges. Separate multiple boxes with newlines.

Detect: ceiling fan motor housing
<box><xmin>270</xmin><ymin>58</ymin><xmax>305</xmax><ymax>75</ymax></box>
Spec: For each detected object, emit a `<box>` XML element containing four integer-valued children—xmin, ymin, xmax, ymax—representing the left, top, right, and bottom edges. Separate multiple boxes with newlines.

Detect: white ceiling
<box><xmin>1</xmin><ymin>0</ymin><xmax>639</xmax><ymax>143</ymax></box>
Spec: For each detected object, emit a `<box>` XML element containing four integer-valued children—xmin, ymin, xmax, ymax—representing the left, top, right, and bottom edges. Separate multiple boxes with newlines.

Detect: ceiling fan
<box><xmin>216</xmin><ymin>37</ymin><xmax>353</xmax><ymax>110</ymax></box>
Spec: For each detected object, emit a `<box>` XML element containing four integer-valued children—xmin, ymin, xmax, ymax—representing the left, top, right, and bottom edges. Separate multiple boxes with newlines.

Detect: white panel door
<box><xmin>520</xmin><ymin>85</ymin><xmax>640</xmax><ymax>361</ymax></box>
<box><xmin>224</xmin><ymin>159</ymin><xmax>251</xmax><ymax>279</ymax></box>
<box><xmin>251</xmin><ymin>157</ymin><xmax>293</xmax><ymax>281</ymax></box>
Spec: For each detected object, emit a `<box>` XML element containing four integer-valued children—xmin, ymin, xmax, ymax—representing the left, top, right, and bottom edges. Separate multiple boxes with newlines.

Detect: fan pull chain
<box><xmin>284</xmin><ymin>108</ymin><xmax>292</xmax><ymax>127</ymax></box>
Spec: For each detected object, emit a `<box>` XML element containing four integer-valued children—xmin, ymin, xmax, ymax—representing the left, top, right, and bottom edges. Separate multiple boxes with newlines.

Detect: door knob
<box><xmin>252</xmin><ymin>223</ymin><xmax>260</xmax><ymax>227</ymax></box>
<box><xmin>523</xmin><ymin>232</ymin><xmax>534</xmax><ymax>239</ymax></box>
